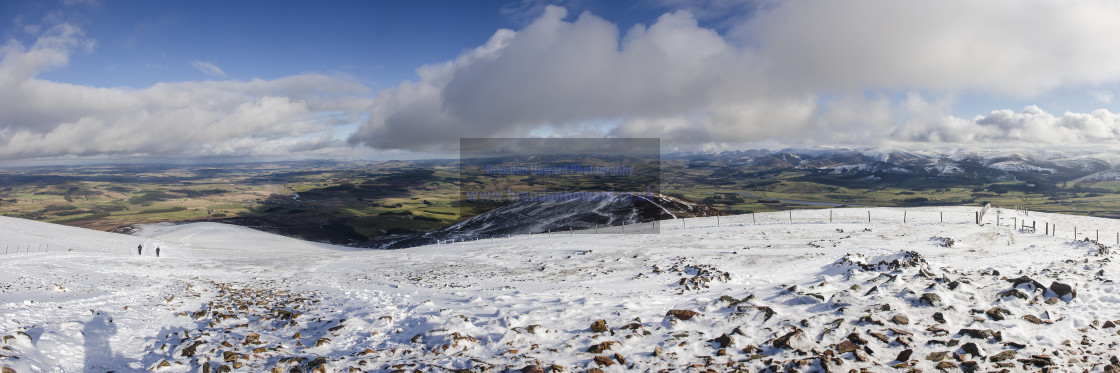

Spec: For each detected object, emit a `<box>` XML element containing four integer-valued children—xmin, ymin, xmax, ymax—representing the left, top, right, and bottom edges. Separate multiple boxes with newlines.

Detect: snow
<box><xmin>2</xmin><ymin>206</ymin><xmax>1120</xmax><ymax>372</ymax></box>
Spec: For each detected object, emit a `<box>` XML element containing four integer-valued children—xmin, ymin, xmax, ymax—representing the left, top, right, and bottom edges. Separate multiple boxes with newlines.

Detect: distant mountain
<box><xmin>375</xmin><ymin>193</ymin><xmax>720</xmax><ymax>249</ymax></box>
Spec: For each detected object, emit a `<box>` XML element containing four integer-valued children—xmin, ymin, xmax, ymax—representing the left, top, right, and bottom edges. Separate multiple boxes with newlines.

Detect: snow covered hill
<box><xmin>2</xmin><ymin>206</ymin><xmax>1120</xmax><ymax>372</ymax></box>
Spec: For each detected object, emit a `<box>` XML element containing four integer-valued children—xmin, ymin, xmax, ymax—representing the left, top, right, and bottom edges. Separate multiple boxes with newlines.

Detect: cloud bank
<box><xmin>0</xmin><ymin>24</ymin><xmax>373</xmax><ymax>161</ymax></box>
<box><xmin>350</xmin><ymin>1</ymin><xmax>1120</xmax><ymax>152</ymax></box>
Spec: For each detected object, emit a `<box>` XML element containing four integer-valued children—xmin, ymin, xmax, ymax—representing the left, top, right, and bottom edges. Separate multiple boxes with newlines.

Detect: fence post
<box><xmin>904</xmin><ymin>211</ymin><xmax>907</xmax><ymax>223</ymax></box>
<box><xmin>868</xmin><ymin>211</ymin><xmax>871</xmax><ymax>223</ymax></box>
<box><xmin>789</xmin><ymin>211</ymin><xmax>792</xmax><ymax>223</ymax></box>
<box><xmin>975</xmin><ymin>212</ymin><xmax>979</xmax><ymax>225</ymax></box>
<box><xmin>1074</xmin><ymin>227</ymin><xmax>1077</xmax><ymax>241</ymax></box>
<box><xmin>830</xmin><ymin>210</ymin><xmax>833</xmax><ymax>223</ymax></box>
<box><xmin>1045</xmin><ymin>222</ymin><xmax>1049</xmax><ymax>235</ymax></box>
<box><xmin>1096</xmin><ymin>230</ymin><xmax>1099</xmax><ymax>242</ymax></box>
<box><xmin>717</xmin><ymin>214</ymin><xmax>720</xmax><ymax>226</ymax></box>
<box><xmin>940</xmin><ymin>211</ymin><xmax>943</xmax><ymax>223</ymax></box>
<box><xmin>752</xmin><ymin>213</ymin><xmax>756</xmax><ymax>224</ymax></box>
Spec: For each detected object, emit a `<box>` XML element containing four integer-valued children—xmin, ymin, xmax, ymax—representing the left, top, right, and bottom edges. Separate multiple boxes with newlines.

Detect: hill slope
<box><xmin>1</xmin><ymin>207</ymin><xmax>1119</xmax><ymax>372</ymax></box>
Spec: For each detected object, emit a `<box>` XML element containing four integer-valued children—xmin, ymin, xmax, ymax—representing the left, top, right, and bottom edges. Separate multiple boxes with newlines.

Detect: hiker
<box><xmin>156</xmin><ymin>247</ymin><xmax>160</xmax><ymax>257</ymax></box>
<box><xmin>137</xmin><ymin>244</ymin><xmax>142</xmax><ymax>255</ymax></box>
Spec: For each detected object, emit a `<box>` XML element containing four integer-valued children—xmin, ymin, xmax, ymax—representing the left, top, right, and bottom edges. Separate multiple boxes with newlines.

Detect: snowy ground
<box><xmin>1</xmin><ymin>206</ymin><xmax>1119</xmax><ymax>372</ymax></box>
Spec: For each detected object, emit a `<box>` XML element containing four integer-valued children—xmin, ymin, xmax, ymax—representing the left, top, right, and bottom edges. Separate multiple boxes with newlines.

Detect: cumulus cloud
<box><xmin>351</xmin><ymin>1</ymin><xmax>1120</xmax><ymax>152</ymax></box>
<box><xmin>0</xmin><ymin>24</ymin><xmax>374</xmax><ymax>161</ymax></box>
<box><xmin>191</xmin><ymin>60</ymin><xmax>226</xmax><ymax>77</ymax></box>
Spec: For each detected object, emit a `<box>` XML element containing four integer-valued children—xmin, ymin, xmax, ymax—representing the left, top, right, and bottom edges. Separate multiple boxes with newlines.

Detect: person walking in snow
<box><xmin>156</xmin><ymin>247</ymin><xmax>160</xmax><ymax>257</ymax></box>
<box><xmin>137</xmin><ymin>244</ymin><xmax>142</xmax><ymax>256</ymax></box>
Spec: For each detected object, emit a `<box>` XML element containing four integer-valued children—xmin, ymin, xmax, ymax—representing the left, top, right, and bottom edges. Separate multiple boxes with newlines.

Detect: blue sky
<box><xmin>4</xmin><ymin>0</ymin><xmax>1120</xmax><ymax>163</ymax></box>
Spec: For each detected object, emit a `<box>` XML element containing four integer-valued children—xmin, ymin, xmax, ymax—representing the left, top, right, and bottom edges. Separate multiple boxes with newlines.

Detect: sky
<box><xmin>4</xmin><ymin>0</ymin><xmax>1120</xmax><ymax>164</ymax></box>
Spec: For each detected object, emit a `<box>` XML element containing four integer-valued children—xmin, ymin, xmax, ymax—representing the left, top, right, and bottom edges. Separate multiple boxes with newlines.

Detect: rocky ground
<box><xmin>2</xmin><ymin>207</ymin><xmax>1120</xmax><ymax>372</ymax></box>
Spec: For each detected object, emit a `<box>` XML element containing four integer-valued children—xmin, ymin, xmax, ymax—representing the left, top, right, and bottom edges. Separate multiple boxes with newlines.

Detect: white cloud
<box><xmin>351</xmin><ymin>1</ymin><xmax>1120</xmax><ymax>152</ymax></box>
<box><xmin>0</xmin><ymin>24</ymin><xmax>374</xmax><ymax>161</ymax></box>
<box><xmin>191</xmin><ymin>60</ymin><xmax>225</xmax><ymax>77</ymax></box>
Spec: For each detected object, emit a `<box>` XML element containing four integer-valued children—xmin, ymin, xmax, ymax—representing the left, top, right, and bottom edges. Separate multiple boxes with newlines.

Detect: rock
<box><xmin>998</xmin><ymin>288</ymin><xmax>1028</xmax><ymax>300</ymax></box>
<box><xmin>590</xmin><ymin>319</ymin><xmax>608</xmax><ymax>333</ymax></box>
<box><xmin>592</xmin><ymin>355</ymin><xmax>613</xmax><ymax>366</ymax></box>
<box><xmin>1049</xmin><ymin>282</ymin><xmax>1075</xmax><ymax>299</ymax></box>
<box><xmin>985</xmin><ymin>307</ymin><xmax>1010</xmax><ymax>321</ymax></box>
<box><xmin>896</xmin><ymin>349</ymin><xmax>913</xmax><ymax>362</ymax></box>
<box><xmin>1105</xmin><ymin>320</ymin><xmax>1117</xmax><ymax>328</ymax></box>
<box><xmin>957</xmin><ymin>328</ymin><xmax>994</xmax><ymax>340</ymax></box>
<box><xmin>837</xmin><ymin>340</ymin><xmax>858</xmax><ymax>353</ymax></box>
<box><xmin>587</xmin><ymin>341</ymin><xmax>618</xmax><ymax>354</ymax></box>
<box><xmin>919</xmin><ymin>293</ymin><xmax>943</xmax><ymax>306</ymax></box>
<box><xmin>520</xmin><ymin>365</ymin><xmax>544</xmax><ymax>373</ymax></box>
<box><xmin>666</xmin><ymin>309</ymin><xmax>699</xmax><ymax>320</ymax></box>
<box><xmin>846</xmin><ymin>333</ymin><xmax>867</xmax><ymax>345</ymax></box>
<box><xmin>612</xmin><ymin>353</ymin><xmax>626</xmax><ymax>365</ymax></box>
<box><xmin>935</xmin><ymin>361</ymin><xmax>957</xmax><ymax>370</ymax></box>
<box><xmin>853</xmin><ymin>348</ymin><xmax>871</xmax><ymax>362</ymax></box>
<box><xmin>961</xmin><ymin>342</ymin><xmax>984</xmax><ymax>357</ymax></box>
<box><xmin>653</xmin><ymin>346</ymin><xmax>662</xmax><ymax>356</ymax></box>
<box><xmin>932</xmin><ymin>312</ymin><xmax>946</xmax><ymax>324</ymax></box>
<box><xmin>713</xmin><ymin>333</ymin><xmax>733</xmax><ymax>348</ymax></box>
<box><xmin>773</xmin><ymin>330</ymin><xmax>813</xmax><ymax>350</ymax></box>
<box><xmin>588</xmin><ymin>369</ymin><xmax>604</xmax><ymax>373</ymax></box>
<box><xmin>2</xmin><ymin>367</ymin><xmax>15</xmax><ymax>373</ymax></box>
<box><xmin>891</xmin><ymin>315</ymin><xmax>910</xmax><ymax>325</ymax></box>
<box><xmin>1045</xmin><ymin>297</ymin><xmax>1059</xmax><ymax>305</ymax></box>
<box><xmin>1022</xmin><ymin>315</ymin><xmax>1045</xmax><ymax>324</ymax></box>
<box><xmin>869</xmin><ymin>332</ymin><xmax>889</xmax><ymax>343</ymax></box>
<box><xmin>1010</xmin><ymin>276</ymin><xmax>1045</xmax><ymax>291</ymax></box>
<box><xmin>926</xmin><ymin>351</ymin><xmax>950</xmax><ymax>361</ymax></box>
<box><xmin>990</xmin><ymin>350</ymin><xmax>1017</xmax><ymax>362</ymax></box>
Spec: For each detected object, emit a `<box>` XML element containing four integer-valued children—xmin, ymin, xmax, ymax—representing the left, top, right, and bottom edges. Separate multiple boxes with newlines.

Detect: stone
<box><xmin>590</xmin><ymin>319</ymin><xmax>608</xmax><ymax>333</ymax></box>
<box><xmin>846</xmin><ymin>333</ymin><xmax>867</xmax><ymax>345</ymax></box>
<box><xmin>773</xmin><ymin>330</ymin><xmax>813</xmax><ymax>350</ymax></box>
<box><xmin>926</xmin><ymin>351</ymin><xmax>950</xmax><ymax>361</ymax></box>
<box><xmin>1022</xmin><ymin>315</ymin><xmax>1045</xmax><ymax>324</ymax></box>
<box><xmin>587</xmin><ymin>341</ymin><xmax>617</xmax><ymax>354</ymax></box>
<box><xmin>985</xmin><ymin>307</ymin><xmax>1010</xmax><ymax>321</ymax></box>
<box><xmin>919</xmin><ymin>293</ymin><xmax>943</xmax><ymax>306</ymax></box>
<box><xmin>958</xmin><ymin>328</ymin><xmax>994</xmax><ymax>340</ymax></box>
<box><xmin>666</xmin><ymin>309</ymin><xmax>699</xmax><ymax>320</ymax></box>
<box><xmin>896</xmin><ymin>349</ymin><xmax>913</xmax><ymax>362</ymax></box>
<box><xmin>1010</xmin><ymin>276</ymin><xmax>1045</xmax><ymax>291</ymax></box>
<box><xmin>837</xmin><ymin>340</ymin><xmax>858</xmax><ymax>353</ymax></box>
<box><xmin>652</xmin><ymin>346</ymin><xmax>662</xmax><ymax>356</ymax></box>
<box><xmin>998</xmin><ymin>288</ymin><xmax>1028</xmax><ymax>300</ymax></box>
<box><xmin>935</xmin><ymin>361</ymin><xmax>957</xmax><ymax>370</ymax></box>
<box><xmin>990</xmin><ymin>350</ymin><xmax>1017</xmax><ymax>362</ymax></box>
<box><xmin>592</xmin><ymin>355</ymin><xmax>613</xmax><ymax>366</ymax></box>
<box><xmin>891</xmin><ymin>315</ymin><xmax>910</xmax><ymax>325</ymax></box>
<box><xmin>1049</xmin><ymin>282</ymin><xmax>1075</xmax><ymax>299</ymax></box>
<box><xmin>713</xmin><ymin>333</ymin><xmax>733</xmax><ymax>348</ymax></box>
<box><xmin>932</xmin><ymin>312</ymin><xmax>946</xmax><ymax>324</ymax></box>
<box><xmin>961</xmin><ymin>342</ymin><xmax>984</xmax><ymax>357</ymax></box>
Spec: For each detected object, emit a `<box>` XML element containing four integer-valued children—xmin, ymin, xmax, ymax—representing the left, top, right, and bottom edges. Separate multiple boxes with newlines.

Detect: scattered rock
<box><xmin>1049</xmin><ymin>281</ymin><xmax>1075</xmax><ymax>299</ymax></box>
<box><xmin>837</xmin><ymin>340</ymin><xmax>858</xmax><ymax>353</ymax></box>
<box><xmin>666</xmin><ymin>309</ymin><xmax>699</xmax><ymax>320</ymax></box>
<box><xmin>985</xmin><ymin>307</ymin><xmax>1010</xmax><ymax>321</ymax></box>
<box><xmin>1105</xmin><ymin>320</ymin><xmax>1117</xmax><ymax>329</ymax></box>
<box><xmin>652</xmin><ymin>346</ymin><xmax>662</xmax><ymax>357</ymax></box>
<box><xmin>773</xmin><ymin>330</ymin><xmax>813</xmax><ymax>350</ymax></box>
<box><xmin>587</xmin><ymin>341</ymin><xmax>618</xmax><ymax>354</ymax></box>
<box><xmin>592</xmin><ymin>355</ymin><xmax>614</xmax><ymax>366</ymax></box>
<box><xmin>990</xmin><ymin>350</ymin><xmax>1017</xmax><ymax>362</ymax></box>
<box><xmin>891</xmin><ymin>315</ymin><xmax>910</xmax><ymax>325</ymax></box>
<box><xmin>932</xmin><ymin>312</ymin><xmax>946</xmax><ymax>324</ymax></box>
<box><xmin>590</xmin><ymin>319</ymin><xmax>608</xmax><ymax>333</ymax></box>
<box><xmin>1010</xmin><ymin>276</ymin><xmax>1046</xmax><ymax>291</ymax></box>
<box><xmin>958</xmin><ymin>329</ymin><xmax>995</xmax><ymax>340</ymax></box>
<box><xmin>998</xmin><ymin>288</ymin><xmax>1028</xmax><ymax>300</ymax></box>
<box><xmin>935</xmin><ymin>361</ymin><xmax>957</xmax><ymax>370</ymax></box>
<box><xmin>926</xmin><ymin>351</ymin><xmax>950</xmax><ymax>361</ymax></box>
<box><xmin>1022</xmin><ymin>315</ymin><xmax>1046</xmax><ymax>324</ymax></box>
<box><xmin>713</xmin><ymin>334</ymin><xmax>733</xmax><ymax>348</ymax></box>
<box><xmin>895</xmin><ymin>349</ymin><xmax>913</xmax><ymax>362</ymax></box>
<box><xmin>961</xmin><ymin>342</ymin><xmax>984</xmax><ymax>357</ymax></box>
<box><xmin>846</xmin><ymin>333</ymin><xmax>867</xmax><ymax>345</ymax></box>
<box><xmin>919</xmin><ymin>293</ymin><xmax>942</xmax><ymax>306</ymax></box>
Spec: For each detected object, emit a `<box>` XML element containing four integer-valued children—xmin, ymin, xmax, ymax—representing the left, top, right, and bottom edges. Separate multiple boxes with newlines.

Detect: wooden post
<box><xmin>1045</xmin><ymin>222</ymin><xmax>1049</xmax><ymax>235</ymax></box>
<box><xmin>975</xmin><ymin>212</ymin><xmax>979</xmax><ymax>224</ymax></box>
<box><xmin>868</xmin><ymin>211</ymin><xmax>871</xmax><ymax>223</ymax></box>
<box><xmin>1096</xmin><ymin>230</ymin><xmax>1099</xmax><ymax>242</ymax></box>
<box><xmin>1074</xmin><ymin>227</ymin><xmax>1077</xmax><ymax>241</ymax></box>
<box><xmin>752</xmin><ymin>213</ymin><xmax>756</xmax><ymax>224</ymax></box>
<box><xmin>940</xmin><ymin>211</ymin><xmax>943</xmax><ymax>223</ymax></box>
<box><xmin>1013</xmin><ymin>217</ymin><xmax>1017</xmax><ymax>229</ymax></box>
<box><xmin>904</xmin><ymin>211</ymin><xmax>907</xmax><ymax>223</ymax></box>
<box><xmin>830</xmin><ymin>210</ymin><xmax>833</xmax><ymax>223</ymax></box>
<box><xmin>789</xmin><ymin>210</ymin><xmax>792</xmax><ymax>223</ymax></box>
<box><xmin>717</xmin><ymin>214</ymin><xmax>720</xmax><ymax>226</ymax></box>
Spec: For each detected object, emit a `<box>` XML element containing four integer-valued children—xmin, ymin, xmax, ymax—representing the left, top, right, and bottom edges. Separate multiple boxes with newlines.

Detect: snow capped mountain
<box><xmin>2</xmin><ymin>207</ymin><xmax>1120</xmax><ymax>371</ymax></box>
<box><xmin>377</xmin><ymin>193</ymin><xmax>721</xmax><ymax>249</ymax></box>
